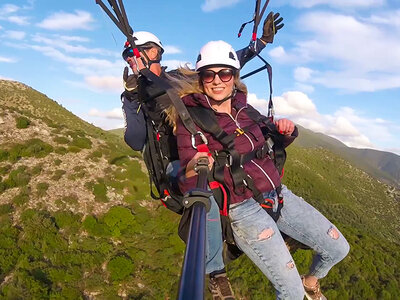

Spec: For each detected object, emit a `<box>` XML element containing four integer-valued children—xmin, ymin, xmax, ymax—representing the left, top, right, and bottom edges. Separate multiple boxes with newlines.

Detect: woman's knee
<box><xmin>328</xmin><ymin>227</ymin><xmax>350</xmax><ymax>263</ymax></box>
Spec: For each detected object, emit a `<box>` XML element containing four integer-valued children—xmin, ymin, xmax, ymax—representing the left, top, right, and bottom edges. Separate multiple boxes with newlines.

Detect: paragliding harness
<box><xmin>177</xmin><ymin>104</ymin><xmax>286</xmax><ymax>245</ymax></box>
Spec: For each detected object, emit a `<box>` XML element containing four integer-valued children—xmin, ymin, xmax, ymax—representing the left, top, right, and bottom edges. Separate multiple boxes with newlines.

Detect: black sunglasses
<box><xmin>199</xmin><ymin>69</ymin><xmax>235</xmax><ymax>83</ymax></box>
<box><xmin>122</xmin><ymin>47</ymin><xmax>134</xmax><ymax>61</ymax></box>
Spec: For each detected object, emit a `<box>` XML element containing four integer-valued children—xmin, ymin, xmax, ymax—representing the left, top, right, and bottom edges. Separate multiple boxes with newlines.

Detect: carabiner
<box><xmin>191</xmin><ymin>131</ymin><xmax>208</xmax><ymax>149</ymax></box>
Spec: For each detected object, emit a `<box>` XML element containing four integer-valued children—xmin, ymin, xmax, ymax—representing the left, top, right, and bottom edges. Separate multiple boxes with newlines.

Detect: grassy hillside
<box><xmin>0</xmin><ymin>80</ymin><xmax>399</xmax><ymax>299</ymax></box>
<box><xmin>294</xmin><ymin>125</ymin><xmax>400</xmax><ymax>188</ymax></box>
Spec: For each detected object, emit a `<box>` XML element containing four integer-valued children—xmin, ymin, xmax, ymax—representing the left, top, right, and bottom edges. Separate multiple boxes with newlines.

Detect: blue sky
<box><xmin>1</xmin><ymin>0</ymin><xmax>399</xmax><ymax>155</ymax></box>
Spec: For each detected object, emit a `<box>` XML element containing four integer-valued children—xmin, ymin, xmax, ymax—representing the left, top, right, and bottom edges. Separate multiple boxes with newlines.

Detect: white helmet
<box><xmin>132</xmin><ymin>31</ymin><xmax>164</xmax><ymax>53</ymax></box>
<box><xmin>195</xmin><ymin>40</ymin><xmax>240</xmax><ymax>71</ymax></box>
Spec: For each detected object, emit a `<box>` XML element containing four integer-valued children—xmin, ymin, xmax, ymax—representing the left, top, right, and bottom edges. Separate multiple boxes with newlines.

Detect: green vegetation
<box><xmin>36</xmin><ymin>182</ymin><xmax>49</xmax><ymax>197</ymax></box>
<box><xmin>93</xmin><ymin>179</ymin><xmax>108</xmax><ymax>203</ymax></box>
<box><xmin>0</xmin><ymin>139</ymin><xmax>53</xmax><ymax>163</ymax></box>
<box><xmin>51</xmin><ymin>169</ymin><xmax>66</xmax><ymax>181</ymax></box>
<box><xmin>107</xmin><ymin>256</ymin><xmax>134</xmax><ymax>281</ymax></box>
<box><xmin>15</xmin><ymin>116</ymin><xmax>31</xmax><ymax>129</ymax></box>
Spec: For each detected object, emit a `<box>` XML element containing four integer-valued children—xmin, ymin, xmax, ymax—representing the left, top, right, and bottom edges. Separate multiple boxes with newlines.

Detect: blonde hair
<box><xmin>164</xmin><ymin>65</ymin><xmax>248</xmax><ymax>133</ymax></box>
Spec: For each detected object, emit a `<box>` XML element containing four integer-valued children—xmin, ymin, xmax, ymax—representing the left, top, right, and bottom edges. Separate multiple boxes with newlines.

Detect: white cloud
<box><xmin>294</xmin><ymin>82</ymin><xmax>315</xmax><ymax>94</ymax></box>
<box><xmin>283</xmin><ymin>11</ymin><xmax>400</xmax><ymax>92</ymax></box>
<box><xmin>32</xmin><ymin>34</ymin><xmax>115</xmax><ymax>56</ymax></box>
<box><xmin>3</xmin><ymin>30</ymin><xmax>26</xmax><ymax>40</ymax></box>
<box><xmin>37</xmin><ymin>10</ymin><xmax>94</xmax><ymax>30</ymax></box>
<box><xmin>163</xmin><ymin>60</ymin><xmax>192</xmax><ymax>71</ymax></box>
<box><xmin>268</xmin><ymin>46</ymin><xmax>287</xmax><ymax>59</ymax></box>
<box><xmin>201</xmin><ymin>0</ymin><xmax>242</xmax><ymax>12</ymax></box>
<box><xmin>29</xmin><ymin>44</ymin><xmax>124</xmax><ymax>76</ymax></box>
<box><xmin>289</xmin><ymin>0</ymin><xmax>384</xmax><ymax>9</ymax></box>
<box><xmin>7</xmin><ymin>15</ymin><xmax>29</xmax><ymax>25</ymax></box>
<box><xmin>294</xmin><ymin>67</ymin><xmax>312</xmax><ymax>82</ymax></box>
<box><xmin>84</xmin><ymin>76</ymin><xmax>122</xmax><ymax>93</ymax></box>
<box><xmin>88</xmin><ymin>108</ymin><xmax>123</xmax><ymax>120</ymax></box>
<box><xmin>247</xmin><ymin>91</ymin><xmax>397</xmax><ymax>151</ymax></box>
<box><xmin>0</xmin><ymin>4</ymin><xmax>19</xmax><ymax>15</ymax></box>
<box><xmin>164</xmin><ymin>45</ymin><xmax>182</xmax><ymax>55</ymax></box>
<box><xmin>365</xmin><ymin>10</ymin><xmax>400</xmax><ymax>28</ymax></box>
<box><xmin>0</xmin><ymin>4</ymin><xmax>29</xmax><ymax>25</ymax></box>
<box><xmin>0</xmin><ymin>56</ymin><xmax>16</xmax><ymax>63</ymax></box>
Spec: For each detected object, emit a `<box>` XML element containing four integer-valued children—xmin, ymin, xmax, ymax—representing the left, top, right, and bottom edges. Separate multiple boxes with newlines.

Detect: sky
<box><xmin>0</xmin><ymin>0</ymin><xmax>399</xmax><ymax>155</ymax></box>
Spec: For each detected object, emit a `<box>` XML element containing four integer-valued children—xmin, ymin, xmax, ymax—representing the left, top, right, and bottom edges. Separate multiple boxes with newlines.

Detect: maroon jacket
<box><xmin>176</xmin><ymin>91</ymin><xmax>298</xmax><ymax>205</ymax></box>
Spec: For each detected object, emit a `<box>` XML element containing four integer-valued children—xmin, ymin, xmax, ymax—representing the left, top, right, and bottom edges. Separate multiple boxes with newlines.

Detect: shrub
<box><xmin>53</xmin><ymin>136</ymin><xmax>70</xmax><ymax>144</ymax></box>
<box><xmin>107</xmin><ymin>256</ymin><xmax>134</xmax><ymax>281</ymax></box>
<box><xmin>0</xmin><ymin>149</ymin><xmax>9</xmax><ymax>162</ymax></box>
<box><xmin>6</xmin><ymin>139</ymin><xmax>53</xmax><ymax>162</ymax></box>
<box><xmin>71</xmin><ymin>137</ymin><xmax>92</xmax><ymax>149</ymax></box>
<box><xmin>103</xmin><ymin>206</ymin><xmax>136</xmax><ymax>237</ymax></box>
<box><xmin>0</xmin><ymin>204</ymin><xmax>13</xmax><ymax>215</ymax></box>
<box><xmin>31</xmin><ymin>164</ymin><xmax>43</xmax><ymax>176</ymax></box>
<box><xmin>55</xmin><ymin>146</ymin><xmax>68</xmax><ymax>155</ymax></box>
<box><xmin>93</xmin><ymin>181</ymin><xmax>108</xmax><ymax>203</ymax></box>
<box><xmin>12</xmin><ymin>188</ymin><xmax>30</xmax><ymax>206</ymax></box>
<box><xmin>52</xmin><ymin>169</ymin><xmax>66</xmax><ymax>181</ymax></box>
<box><xmin>67</xmin><ymin>146</ymin><xmax>82</xmax><ymax>153</ymax></box>
<box><xmin>53</xmin><ymin>211</ymin><xmax>81</xmax><ymax>232</ymax></box>
<box><xmin>4</xmin><ymin>166</ymin><xmax>31</xmax><ymax>188</ymax></box>
<box><xmin>36</xmin><ymin>182</ymin><xmax>49</xmax><ymax>197</ymax></box>
<box><xmin>0</xmin><ymin>164</ymin><xmax>11</xmax><ymax>175</ymax></box>
<box><xmin>15</xmin><ymin>116</ymin><xmax>30</xmax><ymax>129</ymax></box>
<box><xmin>54</xmin><ymin>159</ymin><xmax>62</xmax><ymax>166</ymax></box>
<box><xmin>62</xmin><ymin>194</ymin><xmax>78</xmax><ymax>205</ymax></box>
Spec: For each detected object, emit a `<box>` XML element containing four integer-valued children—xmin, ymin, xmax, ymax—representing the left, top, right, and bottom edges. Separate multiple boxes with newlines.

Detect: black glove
<box><xmin>123</xmin><ymin>66</ymin><xmax>139</xmax><ymax>102</ymax></box>
<box><xmin>261</xmin><ymin>12</ymin><xmax>284</xmax><ymax>44</ymax></box>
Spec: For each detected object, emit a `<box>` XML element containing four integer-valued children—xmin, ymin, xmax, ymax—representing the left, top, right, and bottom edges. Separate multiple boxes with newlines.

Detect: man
<box><xmin>121</xmin><ymin>13</ymin><xmax>284</xmax><ymax>300</ymax></box>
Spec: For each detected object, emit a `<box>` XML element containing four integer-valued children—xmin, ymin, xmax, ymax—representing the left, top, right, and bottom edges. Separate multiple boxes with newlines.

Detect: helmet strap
<box><xmin>140</xmin><ymin>48</ymin><xmax>161</xmax><ymax>68</ymax></box>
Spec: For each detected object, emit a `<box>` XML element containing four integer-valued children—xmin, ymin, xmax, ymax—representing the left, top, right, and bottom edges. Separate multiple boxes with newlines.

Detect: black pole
<box><xmin>177</xmin><ymin>203</ymin><xmax>207</xmax><ymax>300</ymax></box>
<box><xmin>178</xmin><ymin>158</ymin><xmax>211</xmax><ymax>300</ymax></box>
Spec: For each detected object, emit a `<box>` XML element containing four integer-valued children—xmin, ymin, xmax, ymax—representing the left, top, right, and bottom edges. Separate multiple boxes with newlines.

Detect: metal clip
<box><xmin>191</xmin><ymin>131</ymin><xmax>208</xmax><ymax>149</ymax></box>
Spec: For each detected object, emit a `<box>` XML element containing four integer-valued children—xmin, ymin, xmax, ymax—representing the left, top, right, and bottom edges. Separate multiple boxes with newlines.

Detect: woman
<box><xmin>170</xmin><ymin>40</ymin><xmax>349</xmax><ymax>300</ymax></box>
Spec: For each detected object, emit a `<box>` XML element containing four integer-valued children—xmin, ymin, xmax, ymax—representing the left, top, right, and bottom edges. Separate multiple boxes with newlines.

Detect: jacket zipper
<box><xmin>250</xmin><ymin>160</ymin><xmax>276</xmax><ymax>190</ymax></box>
<box><xmin>204</xmin><ymin>95</ymin><xmax>255</xmax><ymax>150</ymax></box>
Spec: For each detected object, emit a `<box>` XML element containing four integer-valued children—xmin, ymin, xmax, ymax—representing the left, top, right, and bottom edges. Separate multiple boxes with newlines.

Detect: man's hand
<box><xmin>275</xmin><ymin>118</ymin><xmax>294</xmax><ymax>135</ymax></box>
<box><xmin>261</xmin><ymin>12</ymin><xmax>284</xmax><ymax>44</ymax></box>
<box><xmin>123</xmin><ymin>66</ymin><xmax>138</xmax><ymax>92</ymax></box>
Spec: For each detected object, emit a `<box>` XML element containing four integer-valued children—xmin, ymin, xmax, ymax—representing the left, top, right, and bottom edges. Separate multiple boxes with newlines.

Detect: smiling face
<box><xmin>200</xmin><ymin>67</ymin><xmax>235</xmax><ymax>101</ymax></box>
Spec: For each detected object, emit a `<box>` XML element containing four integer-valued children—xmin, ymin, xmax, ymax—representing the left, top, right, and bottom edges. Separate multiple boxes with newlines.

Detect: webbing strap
<box><xmin>187</xmin><ymin>106</ymin><xmax>235</xmax><ymax>148</ymax></box>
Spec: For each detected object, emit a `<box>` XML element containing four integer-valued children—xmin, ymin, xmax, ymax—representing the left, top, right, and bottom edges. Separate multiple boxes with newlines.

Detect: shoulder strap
<box><xmin>186</xmin><ymin>106</ymin><xmax>235</xmax><ymax>149</ymax></box>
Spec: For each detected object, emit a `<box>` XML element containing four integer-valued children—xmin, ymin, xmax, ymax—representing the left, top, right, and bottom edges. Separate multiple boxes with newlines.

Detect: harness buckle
<box><xmin>235</xmin><ymin>128</ymin><xmax>245</xmax><ymax>136</ymax></box>
<box><xmin>191</xmin><ymin>131</ymin><xmax>208</xmax><ymax>149</ymax></box>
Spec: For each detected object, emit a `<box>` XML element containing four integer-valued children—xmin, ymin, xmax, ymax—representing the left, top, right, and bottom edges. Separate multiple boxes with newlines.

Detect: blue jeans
<box><xmin>206</xmin><ymin>195</ymin><xmax>225</xmax><ymax>274</ymax></box>
<box><xmin>229</xmin><ymin>185</ymin><xmax>350</xmax><ymax>300</ymax></box>
<box><xmin>167</xmin><ymin>161</ymin><xmax>224</xmax><ymax>274</ymax></box>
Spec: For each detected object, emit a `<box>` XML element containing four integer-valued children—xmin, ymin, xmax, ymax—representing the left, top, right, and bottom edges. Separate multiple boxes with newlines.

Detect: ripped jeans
<box><xmin>229</xmin><ymin>185</ymin><xmax>350</xmax><ymax>300</ymax></box>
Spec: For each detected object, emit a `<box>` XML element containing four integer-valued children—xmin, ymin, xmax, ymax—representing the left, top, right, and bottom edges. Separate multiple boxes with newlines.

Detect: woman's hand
<box><xmin>275</xmin><ymin>119</ymin><xmax>295</xmax><ymax>135</ymax></box>
<box><xmin>185</xmin><ymin>152</ymin><xmax>214</xmax><ymax>178</ymax></box>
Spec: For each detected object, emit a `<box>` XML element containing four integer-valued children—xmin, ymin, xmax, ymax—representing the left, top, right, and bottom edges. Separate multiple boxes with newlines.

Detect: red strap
<box><xmin>209</xmin><ymin>181</ymin><xmax>220</xmax><ymax>189</ymax></box>
<box><xmin>133</xmin><ymin>48</ymin><xmax>140</xmax><ymax>58</ymax></box>
<box><xmin>197</xmin><ymin>143</ymin><xmax>209</xmax><ymax>153</ymax></box>
<box><xmin>160</xmin><ymin>199</ymin><xmax>167</xmax><ymax>208</ymax></box>
<box><xmin>264</xmin><ymin>198</ymin><xmax>274</xmax><ymax>205</ymax></box>
<box><xmin>163</xmin><ymin>189</ymin><xmax>170</xmax><ymax>196</ymax></box>
<box><xmin>156</xmin><ymin>132</ymin><xmax>160</xmax><ymax>141</ymax></box>
<box><xmin>252</xmin><ymin>32</ymin><xmax>257</xmax><ymax>41</ymax></box>
<box><xmin>280</xmin><ymin>167</ymin><xmax>285</xmax><ymax>178</ymax></box>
